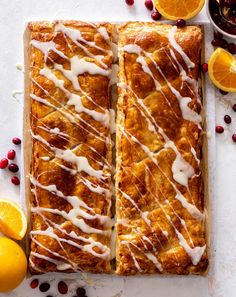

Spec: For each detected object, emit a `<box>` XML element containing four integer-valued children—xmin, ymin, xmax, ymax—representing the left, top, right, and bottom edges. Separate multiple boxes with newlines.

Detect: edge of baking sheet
<box><xmin>21</xmin><ymin>21</ymin><xmax>215</xmax><ymax>278</ymax></box>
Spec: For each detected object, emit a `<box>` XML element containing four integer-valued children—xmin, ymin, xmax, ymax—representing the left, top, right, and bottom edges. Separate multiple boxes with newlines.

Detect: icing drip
<box><xmin>168</xmin><ymin>26</ymin><xmax>195</xmax><ymax>69</ymax></box>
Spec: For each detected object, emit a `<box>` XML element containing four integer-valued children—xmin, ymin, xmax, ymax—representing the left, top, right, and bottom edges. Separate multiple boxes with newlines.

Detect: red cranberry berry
<box><xmin>30</xmin><ymin>279</ymin><xmax>39</xmax><ymax>289</ymax></box>
<box><xmin>145</xmin><ymin>0</ymin><xmax>153</xmax><ymax>10</ymax></box>
<box><xmin>211</xmin><ymin>38</ymin><xmax>223</xmax><ymax>47</ymax></box>
<box><xmin>223</xmin><ymin>0</ymin><xmax>235</xmax><ymax>8</ymax></box>
<box><xmin>11</xmin><ymin>176</ymin><xmax>20</xmax><ymax>186</ymax></box>
<box><xmin>12</xmin><ymin>137</ymin><xmax>21</xmax><ymax>145</ymax></box>
<box><xmin>58</xmin><ymin>281</ymin><xmax>68</xmax><ymax>295</ymax></box>
<box><xmin>125</xmin><ymin>0</ymin><xmax>134</xmax><ymax>5</ymax></box>
<box><xmin>221</xmin><ymin>39</ymin><xmax>228</xmax><ymax>49</ymax></box>
<box><xmin>232</xmin><ymin>104</ymin><xmax>236</xmax><ymax>112</ymax></box>
<box><xmin>215</xmin><ymin>125</ymin><xmax>224</xmax><ymax>133</ymax></box>
<box><xmin>176</xmin><ymin>19</ymin><xmax>186</xmax><ymax>27</ymax></box>
<box><xmin>214</xmin><ymin>31</ymin><xmax>223</xmax><ymax>40</ymax></box>
<box><xmin>232</xmin><ymin>134</ymin><xmax>236</xmax><ymax>142</ymax></box>
<box><xmin>39</xmin><ymin>283</ymin><xmax>50</xmax><ymax>293</ymax></box>
<box><xmin>8</xmin><ymin>163</ymin><xmax>19</xmax><ymax>173</ymax></box>
<box><xmin>220</xmin><ymin>89</ymin><xmax>228</xmax><ymax>95</ymax></box>
<box><xmin>224</xmin><ymin>115</ymin><xmax>232</xmax><ymax>124</ymax></box>
<box><xmin>7</xmin><ymin>149</ymin><xmax>16</xmax><ymax>160</ymax></box>
<box><xmin>201</xmin><ymin>63</ymin><xmax>208</xmax><ymax>73</ymax></box>
<box><xmin>76</xmin><ymin>287</ymin><xmax>86</xmax><ymax>297</ymax></box>
<box><xmin>228</xmin><ymin>43</ymin><xmax>236</xmax><ymax>55</ymax></box>
<box><xmin>151</xmin><ymin>10</ymin><xmax>162</xmax><ymax>20</ymax></box>
<box><xmin>0</xmin><ymin>158</ymin><xmax>8</xmax><ymax>169</ymax></box>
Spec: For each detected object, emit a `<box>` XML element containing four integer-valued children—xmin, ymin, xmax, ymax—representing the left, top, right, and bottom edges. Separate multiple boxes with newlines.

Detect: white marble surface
<box><xmin>0</xmin><ymin>0</ymin><xmax>235</xmax><ymax>296</ymax></box>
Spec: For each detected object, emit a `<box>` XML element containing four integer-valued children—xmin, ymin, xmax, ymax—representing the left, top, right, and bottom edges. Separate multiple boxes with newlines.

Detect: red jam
<box><xmin>209</xmin><ymin>0</ymin><xmax>236</xmax><ymax>35</ymax></box>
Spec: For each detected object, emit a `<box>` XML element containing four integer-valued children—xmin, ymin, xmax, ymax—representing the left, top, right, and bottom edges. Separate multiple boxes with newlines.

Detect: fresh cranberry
<box><xmin>221</xmin><ymin>39</ymin><xmax>228</xmax><ymax>49</ymax></box>
<box><xmin>12</xmin><ymin>137</ymin><xmax>21</xmax><ymax>145</ymax></box>
<box><xmin>232</xmin><ymin>134</ymin><xmax>236</xmax><ymax>142</ymax></box>
<box><xmin>228</xmin><ymin>43</ymin><xmax>236</xmax><ymax>55</ymax></box>
<box><xmin>125</xmin><ymin>0</ymin><xmax>134</xmax><ymax>5</ymax></box>
<box><xmin>176</xmin><ymin>19</ymin><xmax>186</xmax><ymax>27</ymax></box>
<box><xmin>30</xmin><ymin>279</ymin><xmax>39</xmax><ymax>289</ymax></box>
<box><xmin>58</xmin><ymin>281</ymin><xmax>68</xmax><ymax>295</ymax></box>
<box><xmin>224</xmin><ymin>115</ymin><xmax>232</xmax><ymax>124</ymax></box>
<box><xmin>0</xmin><ymin>158</ymin><xmax>8</xmax><ymax>169</ymax></box>
<box><xmin>214</xmin><ymin>31</ymin><xmax>223</xmax><ymax>40</ymax></box>
<box><xmin>232</xmin><ymin>104</ymin><xmax>236</xmax><ymax>112</ymax></box>
<box><xmin>39</xmin><ymin>283</ymin><xmax>50</xmax><ymax>292</ymax></box>
<box><xmin>145</xmin><ymin>0</ymin><xmax>153</xmax><ymax>10</ymax></box>
<box><xmin>222</xmin><ymin>0</ymin><xmax>235</xmax><ymax>8</ymax></box>
<box><xmin>215</xmin><ymin>125</ymin><xmax>224</xmax><ymax>133</ymax></box>
<box><xmin>7</xmin><ymin>149</ymin><xmax>16</xmax><ymax>160</ymax></box>
<box><xmin>201</xmin><ymin>63</ymin><xmax>208</xmax><ymax>73</ymax></box>
<box><xmin>220</xmin><ymin>89</ymin><xmax>228</xmax><ymax>95</ymax></box>
<box><xmin>11</xmin><ymin>176</ymin><xmax>20</xmax><ymax>186</ymax></box>
<box><xmin>151</xmin><ymin>10</ymin><xmax>162</xmax><ymax>20</ymax></box>
<box><xmin>212</xmin><ymin>12</ymin><xmax>221</xmax><ymax>22</ymax></box>
<box><xmin>211</xmin><ymin>38</ymin><xmax>223</xmax><ymax>47</ymax></box>
<box><xmin>76</xmin><ymin>287</ymin><xmax>86</xmax><ymax>297</ymax></box>
<box><xmin>8</xmin><ymin>163</ymin><xmax>19</xmax><ymax>173</ymax></box>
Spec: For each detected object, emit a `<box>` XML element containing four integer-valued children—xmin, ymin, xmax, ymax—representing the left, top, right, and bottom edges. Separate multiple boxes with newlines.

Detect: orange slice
<box><xmin>208</xmin><ymin>48</ymin><xmax>236</xmax><ymax>93</ymax></box>
<box><xmin>0</xmin><ymin>199</ymin><xmax>27</xmax><ymax>240</ymax></box>
<box><xmin>154</xmin><ymin>0</ymin><xmax>205</xmax><ymax>20</ymax></box>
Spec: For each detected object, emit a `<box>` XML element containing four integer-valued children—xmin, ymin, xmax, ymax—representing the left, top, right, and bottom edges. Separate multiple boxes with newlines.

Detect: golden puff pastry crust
<box><xmin>26</xmin><ymin>21</ymin><xmax>115</xmax><ymax>274</ymax></box>
<box><xmin>116</xmin><ymin>22</ymin><xmax>208</xmax><ymax>275</ymax></box>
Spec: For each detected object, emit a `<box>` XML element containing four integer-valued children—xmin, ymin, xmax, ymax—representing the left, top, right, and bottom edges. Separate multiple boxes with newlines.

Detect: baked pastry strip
<box><xmin>26</xmin><ymin>21</ymin><xmax>114</xmax><ymax>274</ymax></box>
<box><xmin>116</xmin><ymin>22</ymin><xmax>208</xmax><ymax>275</ymax></box>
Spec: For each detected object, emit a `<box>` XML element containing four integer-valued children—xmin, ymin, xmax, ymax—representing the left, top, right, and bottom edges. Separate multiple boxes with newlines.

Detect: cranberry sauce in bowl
<box><xmin>207</xmin><ymin>0</ymin><xmax>236</xmax><ymax>38</ymax></box>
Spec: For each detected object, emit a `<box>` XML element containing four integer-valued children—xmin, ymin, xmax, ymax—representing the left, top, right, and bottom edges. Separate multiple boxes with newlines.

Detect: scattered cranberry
<box><xmin>215</xmin><ymin>125</ymin><xmax>224</xmax><ymax>133</ymax></box>
<box><xmin>7</xmin><ymin>149</ymin><xmax>16</xmax><ymax>160</ymax></box>
<box><xmin>232</xmin><ymin>104</ymin><xmax>236</xmax><ymax>112</ymax></box>
<box><xmin>220</xmin><ymin>89</ymin><xmax>228</xmax><ymax>95</ymax></box>
<box><xmin>228</xmin><ymin>43</ymin><xmax>236</xmax><ymax>55</ymax></box>
<box><xmin>76</xmin><ymin>287</ymin><xmax>86</xmax><ymax>297</ymax></box>
<box><xmin>211</xmin><ymin>38</ymin><xmax>223</xmax><ymax>47</ymax></box>
<box><xmin>0</xmin><ymin>158</ymin><xmax>8</xmax><ymax>169</ymax></box>
<box><xmin>39</xmin><ymin>283</ymin><xmax>50</xmax><ymax>293</ymax></box>
<box><xmin>201</xmin><ymin>63</ymin><xmax>208</xmax><ymax>73</ymax></box>
<box><xmin>125</xmin><ymin>0</ymin><xmax>134</xmax><ymax>5</ymax></box>
<box><xmin>232</xmin><ymin>134</ymin><xmax>236</xmax><ymax>142</ymax></box>
<box><xmin>12</xmin><ymin>137</ymin><xmax>21</xmax><ymax>145</ymax></box>
<box><xmin>176</xmin><ymin>19</ymin><xmax>186</xmax><ymax>27</ymax></box>
<box><xmin>151</xmin><ymin>10</ymin><xmax>162</xmax><ymax>20</ymax></box>
<box><xmin>224</xmin><ymin>115</ymin><xmax>232</xmax><ymax>124</ymax></box>
<box><xmin>145</xmin><ymin>0</ymin><xmax>153</xmax><ymax>10</ymax></box>
<box><xmin>214</xmin><ymin>31</ymin><xmax>223</xmax><ymax>40</ymax></box>
<box><xmin>8</xmin><ymin>163</ymin><xmax>19</xmax><ymax>173</ymax></box>
<box><xmin>11</xmin><ymin>176</ymin><xmax>20</xmax><ymax>186</ymax></box>
<box><xmin>58</xmin><ymin>281</ymin><xmax>68</xmax><ymax>295</ymax></box>
<box><xmin>30</xmin><ymin>279</ymin><xmax>39</xmax><ymax>289</ymax></box>
<box><xmin>221</xmin><ymin>39</ymin><xmax>228</xmax><ymax>49</ymax></box>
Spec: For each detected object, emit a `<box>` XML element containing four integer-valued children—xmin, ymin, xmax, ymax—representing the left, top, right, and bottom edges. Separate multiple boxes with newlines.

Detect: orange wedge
<box><xmin>0</xmin><ymin>199</ymin><xmax>27</xmax><ymax>240</ymax></box>
<box><xmin>154</xmin><ymin>0</ymin><xmax>205</xmax><ymax>20</ymax></box>
<box><xmin>208</xmin><ymin>48</ymin><xmax>236</xmax><ymax>93</ymax></box>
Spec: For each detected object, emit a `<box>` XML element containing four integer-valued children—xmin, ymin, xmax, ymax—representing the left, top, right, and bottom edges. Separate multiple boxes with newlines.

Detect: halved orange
<box><xmin>208</xmin><ymin>48</ymin><xmax>236</xmax><ymax>93</ymax></box>
<box><xmin>0</xmin><ymin>199</ymin><xmax>27</xmax><ymax>240</ymax></box>
<box><xmin>154</xmin><ymin>0</ymin><xmax>205</xmax><ymax>20</ymax></box>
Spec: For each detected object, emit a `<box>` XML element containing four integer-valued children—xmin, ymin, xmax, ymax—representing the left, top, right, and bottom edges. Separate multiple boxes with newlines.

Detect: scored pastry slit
<box><xmin>24</xmin><ymin>21</ymin><xmax>115</xmax><ymax>274</ymax></box>
<box><xmin>115</xmin><ymin>22</ymin><xmax>208</xmax><ymax>275</ymax></box>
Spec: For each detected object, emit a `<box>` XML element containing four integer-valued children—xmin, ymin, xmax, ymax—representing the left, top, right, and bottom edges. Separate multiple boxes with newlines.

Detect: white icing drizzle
<box><xmin>31</xmin><ymin>131</ymin><xmax>107</xmax><ymax>180</ymax></box>
<box><xmin>168</xmin><ymin>26</ymin><xmax>195</xmax><ymax>69</ymax></box>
